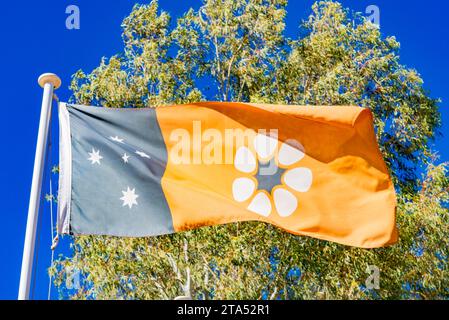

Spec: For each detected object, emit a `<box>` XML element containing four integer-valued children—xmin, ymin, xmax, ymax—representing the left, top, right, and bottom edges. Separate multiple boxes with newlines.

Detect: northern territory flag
<box><xmin>57</xmin><ymin>102</ymin><xmax>397</xmax><ymax>248</ymax></box>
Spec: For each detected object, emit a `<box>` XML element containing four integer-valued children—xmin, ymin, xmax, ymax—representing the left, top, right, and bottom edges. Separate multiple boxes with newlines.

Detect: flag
<box><xmin>57</xmin><ymin>102</ymin><xmax>397</xmax><ymax>248</ymax></box>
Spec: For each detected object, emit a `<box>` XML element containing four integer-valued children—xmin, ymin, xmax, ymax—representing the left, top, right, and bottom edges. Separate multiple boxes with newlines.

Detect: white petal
<box><xmin>278</xmin><ymin>140</ymin><xmax>305</xmax><ymax>166</ymax></box>
<box><xmin>254</xmin><ymin>133</ymin><xmax>278</xmax><ymax>159</ymax></box>
<box><xmin>232</xmin><ymin>178</ymin><xmax>256</xmax><ymax>202</ymax></box>
<box><xmin>247</xmin><ymin>192</ymin><xmax>272</xmax><ymax>217</ymax></box>
<box><xmin>273</xmin><ymin>188</ymin><xmax>297</xmax><ymax>217</ymax></box>
<box><xmin>234</xmin><ymin>146</ymin><xmax>256</xmax><ymax>173</ymax></box>
<box><xmin>284</xmin><ymin>167</ymin><xmax>313</xmax><ymax>192</ymax></box>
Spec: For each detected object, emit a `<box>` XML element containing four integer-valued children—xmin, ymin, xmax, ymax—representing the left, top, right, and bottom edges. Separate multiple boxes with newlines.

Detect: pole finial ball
<box><xmin>38</xmin><ymin>73</ymin><xmax>62</xmax><ymax>89</ymax></box>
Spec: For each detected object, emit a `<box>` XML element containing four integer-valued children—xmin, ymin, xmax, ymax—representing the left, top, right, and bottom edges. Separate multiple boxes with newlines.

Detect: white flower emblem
<box><xmin>233</xmin><ymin>133</ymin><xmax>312</xmax><ymax>217</ymax></box>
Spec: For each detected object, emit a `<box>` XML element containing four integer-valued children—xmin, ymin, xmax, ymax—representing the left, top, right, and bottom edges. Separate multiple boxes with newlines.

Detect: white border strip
<box><xmin>57</xmin><ymin>102</ymin><xmax>72</xmax><ymax>234</ymax></box>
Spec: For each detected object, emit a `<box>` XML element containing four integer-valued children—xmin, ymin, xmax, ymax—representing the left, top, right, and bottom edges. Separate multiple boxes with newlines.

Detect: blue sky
<box><xmin>0</xmin><ymin>0</ymin><xmax>447</xmax><ymax>299</ymax></box>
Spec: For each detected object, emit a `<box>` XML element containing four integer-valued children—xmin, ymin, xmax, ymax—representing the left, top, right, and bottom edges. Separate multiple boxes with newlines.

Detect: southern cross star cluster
<box><xmin>87</xmin><ymin>135</ymin><xmax>152</xmax><ymax>209</ymax></box>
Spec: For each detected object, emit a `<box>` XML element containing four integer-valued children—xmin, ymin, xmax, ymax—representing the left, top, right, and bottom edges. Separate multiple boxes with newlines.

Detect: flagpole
<box><xmin>18</xmin><ymin>73</ymin><xmax>61</xmax><ymax>300</ymax></box>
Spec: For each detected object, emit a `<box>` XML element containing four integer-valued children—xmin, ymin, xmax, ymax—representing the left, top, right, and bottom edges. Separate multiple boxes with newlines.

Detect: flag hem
<box><xmin>57</xmin><ymin>102</ymin><xmax>72</xmax><ymax>234</ymax></box>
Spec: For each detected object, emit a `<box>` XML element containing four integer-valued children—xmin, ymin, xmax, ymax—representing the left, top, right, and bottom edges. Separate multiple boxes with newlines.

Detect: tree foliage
<box><xmin>52</xmin><ymin>0</ymin><xmax>449</xmax><ymax>299</ymax></box>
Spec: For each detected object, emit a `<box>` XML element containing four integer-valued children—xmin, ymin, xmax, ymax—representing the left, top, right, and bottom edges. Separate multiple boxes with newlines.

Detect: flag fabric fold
<box><xmin>57</xmin><ymin>102</ymin><xmax>397</xmax><ymax>248</ymax></box>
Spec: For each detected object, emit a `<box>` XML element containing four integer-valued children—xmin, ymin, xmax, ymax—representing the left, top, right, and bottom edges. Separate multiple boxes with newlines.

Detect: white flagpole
<box><xmin>18</xmin><ymin>73</ymin><xmax>61</xmax><ymax>300</ymax></box>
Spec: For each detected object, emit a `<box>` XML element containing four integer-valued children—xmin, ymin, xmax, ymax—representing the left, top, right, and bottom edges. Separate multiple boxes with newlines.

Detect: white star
<box><xmin>122</xmin><ymin>153</ymin><xmax>130</xmax><ymax>163</ymax></box>
<box><xmin>87</xmin><ymin>148</ymin><xmax>103</xmax><ymax>165</ymax></box>
<box><xmin>135</xmin><ymin>150</ymin><xmax>151</xmax><ymax>159</ymax></box>
<box><xmin>120</xmin><ymin>187</ymin><xmax>139</xmax><ymax>209</ymax></box>
<box><xmin>110</xmin><ymin>136</ymin><xmax>124</xmax><ymax>143</ymax></box>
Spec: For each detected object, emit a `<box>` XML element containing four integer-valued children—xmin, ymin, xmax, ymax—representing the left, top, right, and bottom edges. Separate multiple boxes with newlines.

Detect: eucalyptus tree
<box><xmin>52</xmin><ymin>0</ymin><xmax>448</xmax><ymax>299</ymax></box>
